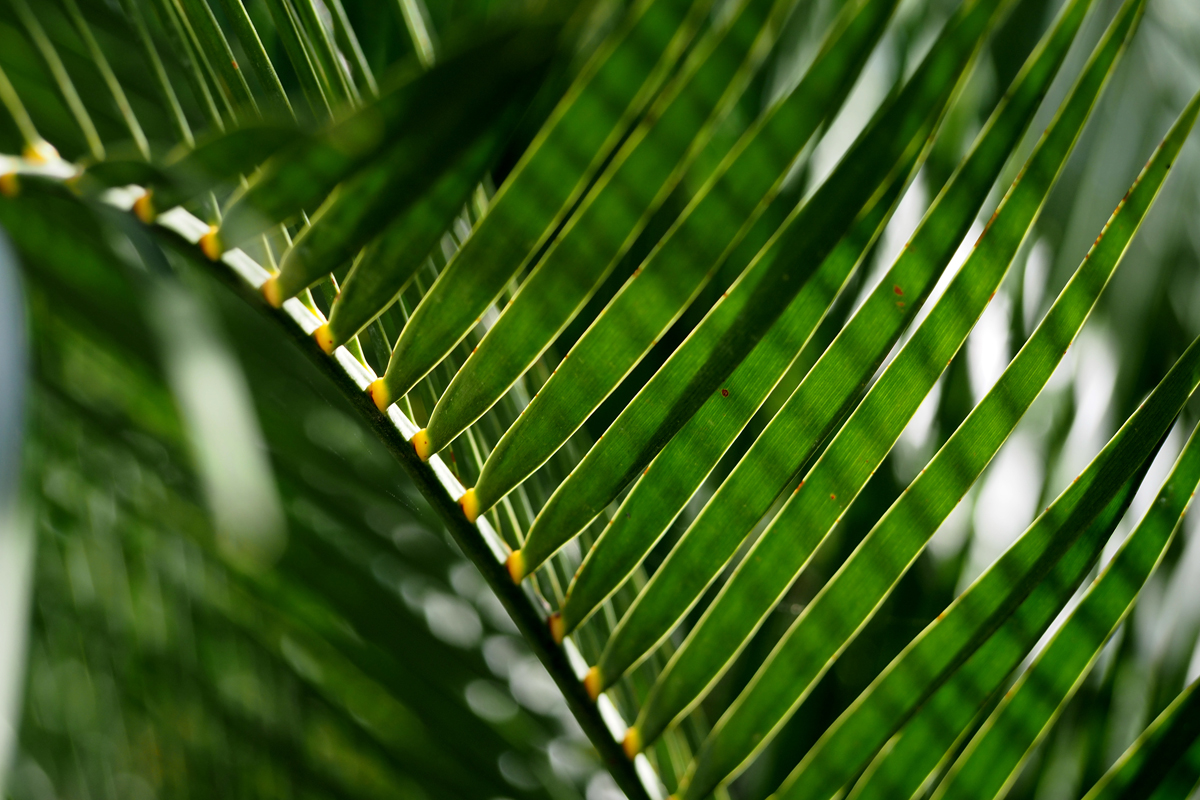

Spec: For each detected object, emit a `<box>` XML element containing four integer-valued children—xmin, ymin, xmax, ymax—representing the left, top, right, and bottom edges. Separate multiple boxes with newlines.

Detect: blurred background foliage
<box><xmin>0</xmin><ymin>0</ymin><xmax>1199</xmax><ymax>798</ymax></box>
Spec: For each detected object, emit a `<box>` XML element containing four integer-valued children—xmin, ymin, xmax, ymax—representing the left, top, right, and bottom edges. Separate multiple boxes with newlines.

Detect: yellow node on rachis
<box><xmin>199</xmin><ymin>227</ymin><xmax>222</xmax><ymax>260</ymax></box>
<box><xmin>460</xmin><ymin>488</ymin><xmax>480</xmax><ymax>524</ymax></box>
<box><xmin>505</xmin><ymin>548</ymin><xmax>525</xmax><ymax>583</ymax></box>
<box><xmin>367</xmin><ymin>378</ymin><xmax>391</xmax><ymax>412</ymax></box>
<box><xmin>584</xmin><ymin>666</ymin><xmax>603</xmax><ymax>701</ymax></box>
<box><xmin>411</xmin><ymin>428</ymin><xmax>433</xmax><ymax>461</ymax></box>
<box><xmin>622</xmin><ymin>726</ymin><xmax>641</xmax><ymax>759</ymax></box>
<box><xmin>313</xmin><ymin>324</ymin><xmax>336</xmax><ymax>354</ymax></box>
<box><xmin>548</xmin><ymin>612</ymin><xmax>565</xmax><ymax>644</ymax></box>
<box><xmin>22</xmin><ymin>139</ymin><xmax>58</xmax><ymax>163</ymax></box>
<box><xmin>133</xmin><ymin>190</ymin><xmax>156</xmax><ymax>223</ymax></box>
<box><xmin>261</xmin><ymin>276</ymin><xmax>284</xmax><ymax>308</ymax></box>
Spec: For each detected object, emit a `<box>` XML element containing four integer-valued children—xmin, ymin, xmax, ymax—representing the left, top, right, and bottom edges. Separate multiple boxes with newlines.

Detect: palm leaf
<box><xmin>2</xmin><ymin>1</ymin><xmax>1199</xmax><ymax>800</ymax></box>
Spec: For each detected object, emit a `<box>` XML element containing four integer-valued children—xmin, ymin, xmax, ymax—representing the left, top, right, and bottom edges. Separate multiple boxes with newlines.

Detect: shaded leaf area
<box><xmin>8</xmin><ymin>206</ymin><xmax>598</xmax><ymax>800</ymax></box>
<box><xmin>1083</xmin><ymin>676</ymin><xmax>1200</xmax><ymax>800</ymax></box>
<box><xmin>0</xmin><ymin>161</ymin><xmax>708</xmax><ymax>800</ymax></box>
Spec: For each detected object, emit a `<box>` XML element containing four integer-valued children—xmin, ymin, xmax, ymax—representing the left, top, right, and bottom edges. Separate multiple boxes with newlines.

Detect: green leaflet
<box><xmin>472</xmin><ymin>0</ymin><xmax>967</xmax><ymax>524</ymax></box>
<box><xmin>321</xmin><ymin>131</ymin><xmax>502</xmax><ymax>350</ymax></box>
<box><xmin>146</xmin><ymin>0</ymin><xmax>225</xmax><ymax>131</ymax></box>
<box><xmin>268</xmin><ymin>93</ymin><xmax>529</xmax><ymax>303</ymax></box>
<box><xmin>1083</xmin><ymin>679</ymin><xmax>1200</xmax><ymax>800</ymax></box>
<box><xmin>261</xmin><ymin>0</ymin><xmax>332</xmax><ymax>119</ymax></box>
<box><xmin>11</xmin><ymin>0</ymin><xmax>104</xmax><ymax>159</ymax></box>
<box><xmin>760</xmin><ymin>329</ymin><xmax>1200</xmax><ymax>800</ymax></box>
<box><xmin>931</xmin><ymin>93</ymin><xmax>1200</xmax><ymax>800</ymax></box>
<box><xmin>628</xmin><ymin>0</ymin><xmax>1151</xmax><ymax>756</ymax></box>
<box><xmin>505</xmin><ymin>0</ymin><xmax>905</xmax><ymax>573</ymax></box>
<box><xmin>0</xmin><ymin>62</ymin><xmax>42</xmax><ymax>152</ymax></box>
<box><xmin>118</xmin><ymin>0</ymin><xmax>193</xmax><ymax>145</ymax></box>
<box><xmin>61</xmin><ymin>0</ymin><xmax>150</xmax><ymax>159</ymax></box>
<box><xmin>937</xmin><ymin>430</ymin><xmax>1200</xmax><ymax>799</ymax></box>
<box><xmin>156</xmin><ymin>126</ymin><xmax>305</xmax><ymax>210</ymax></box>
<box><xmin>843</xmin><ymin>97</ymin><xmax>1200</xmax><ymax>800</ymax></box>
<box><xmin>78</xmin><ymin>160</ymin><xmax>168</xmax><ymax>194</ymax></box>
<box><xmin>326</xmin><ymin>0</ymin><xmax>377</xmax><ymax>98</ymax></box>
<box><xmin>215</xmin><ymin>0</ymin><xmax>294</xmax><ymax>119</ymax></box>
<box><xmin>590</xmin><ymin>0</ymin><xmax>1084</xmax><ymax>696</ymax></box>
<box><xmin>844</xmin><ymin>459</ymin><xmax>1156</xmax><ymax>800</ymax></box>
<box><xmin>176</xmin><ymin>0</ymin><xmax>259</xmax><ymax>121</ymax></box>
<box><xmin>1146</xmin><ymin>742</ymin><xmax>1200</xmax><ymax>800</ymax></box>
<box><xmin>80</xmin><ymin>126</ymin><xmax>304</xmax><ymax>215</ymax></box>
<box><xmin>662</xmin><ymin>1</ymin><xmax>1145</xmax><ymax>791</ymax></box>
<box><xmin>421</xmin><ymin>0</ymin><xmax>796</xmax><ymax>456</ymax></box>
<box><xmin>373</xmin><ymin>0</ymin><xmax>712</xmax><ymax>405</ymax></box>
<box><xmin>557</xmin><ymin>161</ymin><xmax>907</xmax><ymax>637</ymax></box>
<box><xmin>293</xmin><ymin>0</ymin><xmax>358</xmax><ymax>106</ymax></box>
<box><xmin>214</xmin><ymin>22</ymin><xmax>560</xmax><ymax>248</ymax></box>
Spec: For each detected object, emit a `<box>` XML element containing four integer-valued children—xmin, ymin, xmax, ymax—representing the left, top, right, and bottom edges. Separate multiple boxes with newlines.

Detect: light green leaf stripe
<box><xmin>269</xmin><ymin>92</ymin><xmax>530</xmax><ymax>302</ymax></box>
<box><xmin>214</xmin><ymin>23</ymin><xmax>559</xmax><ymax>248</ymax></box>
<box><xmin>1083</xmin><ymin>678</ymin><xmax>1200</xmax><ymax>800</ymax></box>
<box><xmin>472</xmin><ymin>0</ymin><xmax>952</xmax><ymax>524</ymax></box>
<box><xmin>374</xmin><ymin>0</ymin><xmax>713</xmax><ymax>405</ymax></box>
<box><xmin>323</xmin><ymin>132</ymin><xmax>504</xmax><ymax>349</ymax></box>
<box><xmin>667</xmin><ymin>2</ymin><xmax>1144</xmax><ymax>791</ymax></box>
<box><xmin>422</xmin><ymin>0</ymin><xmax>797</xmax><ymax>456</ymax></box>
<box><xmin>558</xmin><ymin>161</ymin><xmax>909</xmax><ymax>637</ymax></box>
<box><xmin>590</xmin><ymin>0</ymin><xmax>1073</xmax><ymax>698</ymax></box>
<box><xmin>931</xmin><ymin>91</ymin><xmax>1200</xmax><ymax>800</ymax></box>
<box><xmin>0</xmin><ymin>62</ymin><xmax>41</xmax><ymax>151</ymax></box>
<box><xmin>505</xmin><ymin>0</ymin><xmax>908</xmax><ymax>572</ymax></box>
<box><xmin>764</xmin><ymin>328</ymin><xmax>1200</xmax><ymax>800</ymax></box>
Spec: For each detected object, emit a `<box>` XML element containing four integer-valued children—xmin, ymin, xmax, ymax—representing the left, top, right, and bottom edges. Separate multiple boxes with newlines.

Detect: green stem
<box><xmin>119</xmin><ymin>0</ymin><xmax>193</xmax><ymax>146</ymax></box>
<box><xmin>0</xmin><ymin>62</ymin><xmax>42</xmax><ymax>149</ymax></box>
<box><xmin>397</xmin><ymin>0</ymin><xmax>436</xmax><ymax>67</ymax></box>
<box><xmin>61</xmin><ymin>0</ymin><xmax>151</xmax><ymax>159</ymax></box>
<box><xmin>10</xmin><ymin>0</ymin><xmax>105</xmax><ymax>160</ymax></box>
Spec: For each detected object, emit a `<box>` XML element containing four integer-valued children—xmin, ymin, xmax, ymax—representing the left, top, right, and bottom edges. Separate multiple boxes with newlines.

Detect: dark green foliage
<box><xmin>1</xmin><ymin>1</ymin><xmax>1199</xmax><ymax>800</ymax></box>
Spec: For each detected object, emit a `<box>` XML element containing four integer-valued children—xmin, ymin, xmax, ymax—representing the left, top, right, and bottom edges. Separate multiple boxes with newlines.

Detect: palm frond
<box><xmin>3</xmin><ymin>0</ymin><xmax>1200</xmax><ymax>799</ymax></box>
